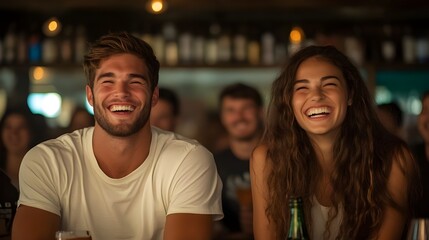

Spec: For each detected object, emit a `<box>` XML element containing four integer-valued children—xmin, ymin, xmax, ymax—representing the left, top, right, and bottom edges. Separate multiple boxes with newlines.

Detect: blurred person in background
<box><xmin>67</xmin><ymin>106</ymin><xmax>95</xmax><ymax>133</ymax></box>
<box><xmin>214</xmin><ymin>83</ymin><xmax>264</xmax><ymax>240</ymax></box>
<box><xmin>411</xmin><ymin>91</ymin><xmax>429</xmax><ymax>218</ymax></box>
<box><xmin>0</xmin><ymin>107</ymin><xmax>46</xmax><ymax>239</ymax></box>
<box><xmin>251</xmin><ymin>45</ymin><xmax>420</xmax><ymax>239</ymax></box>
<box><xmin>12</xmin><ymin>32</ymin><xmax>223</xmax><ymax>240</ymax></box>
<box><xmin>150</xmin><ymin>87</ymin><xmax>180</xmax><ymax>132</ymax></box>
<box><xmin>377</xmin><ymin>101</ymin><xmax>405</xmax><ymax>140</ymax></box>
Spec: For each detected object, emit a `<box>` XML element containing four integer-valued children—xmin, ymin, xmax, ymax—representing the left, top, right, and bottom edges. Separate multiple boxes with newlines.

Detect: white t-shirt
<box><xmin>311</xmin><ymin>196</ymin><xmax>342</xmax><ymax>240</ymax></box>
<box><xmin>18</xmin><ymin>127</ymin><xmax>223</xmax><ymax>240</ymax></box>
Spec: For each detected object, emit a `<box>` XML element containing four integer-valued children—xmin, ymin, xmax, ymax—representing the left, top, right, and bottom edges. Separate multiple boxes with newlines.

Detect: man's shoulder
<box><xmin>153</xmin><ymin>127</ymin><xmax>202</xmax><ymax>150</ymax></box>
<box><xmin>38</xmin><ymin>127</ymin><xmax>92</xmax><ymax>149</ymax></box>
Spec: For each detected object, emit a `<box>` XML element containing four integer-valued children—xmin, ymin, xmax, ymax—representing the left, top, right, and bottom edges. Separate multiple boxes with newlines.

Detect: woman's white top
<box><xmin>311</xmin><ymin>196</ymin><xmax>342</xmax><ymax>240</ymax></box>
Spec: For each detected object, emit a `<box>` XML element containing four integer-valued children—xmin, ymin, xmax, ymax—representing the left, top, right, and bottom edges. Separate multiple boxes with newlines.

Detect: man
<box><xmin>12</xmin><ymin>32</ymin><xmax>223</xmax><ymax>240</ymax></box>
<box><xmin>150</xmin><ymin>87</ymin><xmax>180</xmax><ymax>132</ymax></box>
<box><xmin>214</xmin><ymin>83</ymin><xmax>264</xmax><ymax>239</ymax></box>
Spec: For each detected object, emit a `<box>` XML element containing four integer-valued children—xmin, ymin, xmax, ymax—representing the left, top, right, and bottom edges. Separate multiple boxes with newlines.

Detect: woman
<box><xmin>250</xmin><ymin>45</ymin><xmax>419</xmax><ymax>240</ymax></box>
<box><xmin>0</xmin><ymin>107</ymin><xmax>43</xmax><ymax>189</ymax></box>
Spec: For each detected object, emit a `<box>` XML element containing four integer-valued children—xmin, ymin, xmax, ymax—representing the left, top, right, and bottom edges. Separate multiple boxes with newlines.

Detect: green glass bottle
<box><xmin>287</xmin><ymin>197</ymin><xmax>310</xmax><ymax>240</ymax></box>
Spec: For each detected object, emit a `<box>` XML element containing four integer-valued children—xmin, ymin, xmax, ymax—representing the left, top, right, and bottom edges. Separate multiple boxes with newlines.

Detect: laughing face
<box><xmin>292</xmin><ymin>56</ymin><xmax>350</xmax><ymax>140</ymax></box>
<box><xmin>86</xmin><ymin>53</ymin><xmax>157</xmax><ymax>137</ymax></box>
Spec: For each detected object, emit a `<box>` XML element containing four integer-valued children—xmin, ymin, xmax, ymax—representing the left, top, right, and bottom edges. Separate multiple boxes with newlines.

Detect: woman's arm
<box><xmin>250</xmin><ymin>145</ymin><xmax>275</xmax><ymax>240</ymax></box>
<box><xmin>376</xmin><ymin>146</ymin><xmax>415</xmax><ymax>240</ymax></box>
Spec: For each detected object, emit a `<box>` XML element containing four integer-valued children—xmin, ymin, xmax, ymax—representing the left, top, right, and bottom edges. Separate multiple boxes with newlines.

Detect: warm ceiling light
<box><xmin>33</xmin><ymin>67</ymin><xmax>45</xmax><ymax>81</ymax></box>
<box><xmin>152</xmin><ymin>0</ymin><xmax>163</xmax><ymax>12</ymax></box>
<box><xmin>43</xmin><ymin>17</ymin><xmax>62</xmax><ymax>37</ymax></box>
<box><xmin>290</xmin><ymin>26</ymin><xmax>305</xmax><ymax>44</ymax></box>
<box><xmin>147</xmin><ymin>0</ymin><xmax>167</xmax><ymax>14</ymax></box>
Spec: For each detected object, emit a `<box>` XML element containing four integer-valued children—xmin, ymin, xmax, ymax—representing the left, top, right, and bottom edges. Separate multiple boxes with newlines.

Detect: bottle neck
<box><xmin>287</xmin><ymin>198</ymin><xmax>309</xmax><ymax>240</ymax></box>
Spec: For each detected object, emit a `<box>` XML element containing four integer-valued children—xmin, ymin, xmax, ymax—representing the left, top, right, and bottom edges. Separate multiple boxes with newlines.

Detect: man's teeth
<box><xmin>307</xmin><ymin>107</ymin><xmax>330</xmax><ymax>117</ymax></box>
<box><xmin>110</xmin><ymin>105</ymin><xmax>135</xmax><ymax>112</ymax></box>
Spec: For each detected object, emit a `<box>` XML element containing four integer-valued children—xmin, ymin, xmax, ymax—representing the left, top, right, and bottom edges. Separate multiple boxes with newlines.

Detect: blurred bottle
<box><xmin>42</xmin><ymin>36</ymin><xmax>58</xmax><ymax>64</ymax></box>
<box><xmin>287</xmin><ymin>197</ymin><xmax>310</xmax><ymax>240</ymax></box>
<box><xmin>193</xmin><ymin>34</ymin><xmax>205</xmax><ymax>65</ymax></box>
<box><xmin>152</xmin><ymin>33</ymin><xmax>165</xmax><ymax>65</ymax></box>
<box><xmin>415</xmin><ymin>33</ymin><xmax>429</xmax><ymax>64</ymax></box>
<box><xmin>217</xmin><ymin>28</ymin><xmax>231</xmax><ymax>64</ymax></box>
<box><xmin>163</xmin><ymin>23</ymin><xmax>178</xmax><ymax>66</ymax></box>
<box><xmin>74</xmin><ymin>25</ymin><xmax>87</xmax><ymax>64</ymax></box>
<box><xmin>178</xmin><ymin>31</ymin><xmax>193</xmax><ymax>64</ymax></box>
<box><xmin>402</xmin><ymin>27</ymin><xmax>416</xmax><ymax>64</ymax></box>
<box><xmin>16</xmin><ymin>31</ymin><xmax>28</xmax><ymax>64</ymax></box>
<box><xmin>60</xmin><ymin>25</ymin><xmax>73</xmax><ymax>63</ymax></box>
<box><xmin>247</xmin><ymin>29</ymin><xmax>261</xmax><ymax>65</ymax></box>
<box><xmin>4</xmin><ymin>24</ymin><xmax>17</xmax><ymax>63</ymax></box>
<box><xmin>381</xmin><ymin>25</ymin><xmax>397</xmax><ymax>63</ymax></box>
<box><xmin>205</xmin><ymin>23</ymin><xmax>220</xmax><ymax>65</ymax></box>
<box><xmin>233</xmin><ymin>28</ymin><xmax>247</xmax><ymax>64</ymax></box>
<box><xmin>344</xmin><ymin>35</ymin><xmax>364</xmax><ymax>67</ymax></box>
<box><xmin>28</xmin><ymin>25</ymin><xmax>42</xmax><ymax>63</ymax></box>
<box><xmin>261</xmin><ymin>31</ymin><xmax>275</xmax><ymax>65</ymax></box>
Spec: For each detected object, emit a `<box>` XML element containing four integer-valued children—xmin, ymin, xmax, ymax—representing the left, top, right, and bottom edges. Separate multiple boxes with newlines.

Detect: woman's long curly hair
<box><xmin>262</xmin><ymin>45</ymin><xmax>420</xmax><ymax>239</ymax></box>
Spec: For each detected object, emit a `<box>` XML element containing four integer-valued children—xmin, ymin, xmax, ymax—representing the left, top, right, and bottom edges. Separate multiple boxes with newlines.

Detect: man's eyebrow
<box><xmin>96</xmin><ymin>72</ymin><xmax>114</xmax><ymax>81</ymax></box>
<box><xmin>128</xmin><ymin>73</ymin><xmax>147</xmax><ymax>80</ymax></box>
<box><xmin>96</xmin><ymin>73</ymin><xmax>148</xmax><ymax>81</ymax></box>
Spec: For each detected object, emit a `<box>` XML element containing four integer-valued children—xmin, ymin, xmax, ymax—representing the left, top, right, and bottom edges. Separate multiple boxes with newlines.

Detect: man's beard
<box><xmin>93</xmin><ymin>99</ymin><xmax>151</xmax><ymax>137</ymax></box>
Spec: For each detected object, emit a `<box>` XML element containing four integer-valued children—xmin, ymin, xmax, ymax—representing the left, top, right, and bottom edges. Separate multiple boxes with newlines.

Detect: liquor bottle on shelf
<box><xmin>42</xmin><ymin>36</ymin><xmax>58</xmax><ymax>64</ymax></box>
<box><xmin>287</xmin><ymin>197</ymin><xmax>310</xmax><ymax>240</ymax></box>
<box><xmin>380</xmin><ymin>24</ymin><xmax>397</xmax><ymax>63</ymax></box>
<box><xmin>233</xmin><ymin>26</ymin><xmax>248</xmax><ymax>64</ymax></box>
<box><xmin>16</xmin><ymin>31</ymin><xmax>28</xmax><ymax>64</ymax></box>
<box><xmin>178</xmin><ymin>30</ymin><xmax>193</xmax><ymax>64</ymax></box>
<box><xmin>74</xmin><ymin>25</ymin><xmax>87</xmax><ymax>64</ymax></box>
<box><xmin>193</xmin><ymin>33</ymin><xmax>205</xmax><ymax>65</ymax></box>
<box><xmin>4</xmin><ymin>24</ymin><xmax>17</xmax><ymax>64</ymax></box>
<box><xmin>205</xmin><ymin>23</ymin><xmax>220</xmax><ymax>65</ymax></box>
<box><xmin>163</xmin><ymin>23</ymin><xmax>178</xmax><ymax>66</ymax></box>
<box><xmin>28</xmin><ymin>25</ymin><xmax>42</xmax><ymax>63</ymax></box>
<box><xmin>247</xmin><ymin>29</ymin><xmax>261</xmax><ymax>65</ymax></box>
<box><xmin>60</xmin><ymin>25</ymin><xmax>73</xmax><ymax>63</ymax></box>
<box><xmin>217</xmin><ymin>27</ymin><xmax>232</xmax><ymax>64</ymax></box>
<box><xmin>261</xmin><ymin>31</ymin><xmax>275</xmax><ymax>66</ymax></box>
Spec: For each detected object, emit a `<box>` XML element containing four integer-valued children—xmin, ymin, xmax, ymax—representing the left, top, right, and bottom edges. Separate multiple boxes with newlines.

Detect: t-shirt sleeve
<box><xmin>18</xmin><ymin>145</ymin><xmax>61</xmax><ymax>216</ymax></box>
<box><xmin>166</xmin><ymin>145</ymin><xmax>223</xmax><ymax>221</ymax></box>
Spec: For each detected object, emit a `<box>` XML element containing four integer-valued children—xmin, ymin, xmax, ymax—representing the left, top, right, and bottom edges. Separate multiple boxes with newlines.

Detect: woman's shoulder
<box><xmin>251</xmin><ymin>144</ymin><xmax>271</xmax><ymax>171</ymax></box>
<box><xmin>252</xmin><ymin>144</ymin><xmax>269</xmax><ymax>160</ymax></box>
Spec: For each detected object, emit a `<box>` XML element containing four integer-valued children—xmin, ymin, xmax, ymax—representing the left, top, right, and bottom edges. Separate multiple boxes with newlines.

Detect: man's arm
<box><xmin>164</xmin><ymin>213</ymin><xmax>213</xmax><ymax>240</ymax></box>
<box><xmin>12</xmin><ymin>205</ymin><xmax>60</xmax><ymax>240</ymax></box>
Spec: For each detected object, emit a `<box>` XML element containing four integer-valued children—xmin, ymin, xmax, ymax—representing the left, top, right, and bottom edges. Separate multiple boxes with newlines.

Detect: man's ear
<box><xmin>86</xmin><ymin>85</ymin><xmax>94</xmax><ymax>107</ymax></box>
<box><xmin>151</xmin><ymin>87</ymin><xmax>159</xmax><ymax>107</ymax></box>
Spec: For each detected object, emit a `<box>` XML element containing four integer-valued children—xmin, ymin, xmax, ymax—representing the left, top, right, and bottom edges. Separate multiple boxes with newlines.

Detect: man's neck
<box><xmin>92</xmin><ymin>125</ymin><xmax>152</xmax><ymax>178</ymax></box>
<box><xmin>229</xmin><ymin>136</ymin><xmax>259</xmax><ymax>160</ymax></box>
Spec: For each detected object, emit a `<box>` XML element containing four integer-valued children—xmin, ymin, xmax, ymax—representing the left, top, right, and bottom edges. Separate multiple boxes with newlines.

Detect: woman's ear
<box><xmin>348</xmin><ymin>90</ymin><xmax>354</xmax><ymax>106</ymax></box>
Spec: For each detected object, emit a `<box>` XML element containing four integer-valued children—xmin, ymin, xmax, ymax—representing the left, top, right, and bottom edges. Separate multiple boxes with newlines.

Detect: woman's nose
<box><xmin>310</xmin><ymin>87</ymin><xmax>325</xmax><ymax>101</ymax></box>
